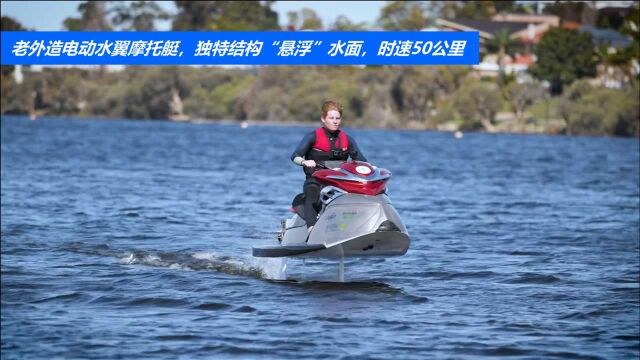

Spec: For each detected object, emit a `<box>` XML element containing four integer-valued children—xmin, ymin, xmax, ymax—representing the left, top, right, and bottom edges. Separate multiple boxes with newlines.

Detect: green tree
<box><xmin>354</xmin><ymin>69</ymin><xmax>398</xmax><ymax>127</ymax></box>
<box><xmin>110</xmin><ymin>1</ymin><xmax>170</xmax><ymax>31</ymax></box>
<box><xmin>432</xmin><ymin>1</ymin><xmax>517</xmax><ymax>20</ymax></box>
<box><xmin>47</xmin><ymin>75</ymin><xmax>86</xmax><ymax>115</ymax></box>
<box><xmin>453</xmin><ymin>79</ymin><xmax>501</xmax><ymax>132</ymax></box>
<box><xmin>1</xmin><ymin>16</ymin><xmax>28</xmax><ymax>77</ymax></box>
<box><xmin>243</xmin><ymin>67</ymin><xmax>300</xmax><ymax>121</ymax></box>
<box><xmin>529</xmin><ymin>28</ymin><xmax>597</xmax><ymax>95</ymax></box>
<box><xmin>172</xmin><ymin>1</ymin><xmax>216</xmax><ymax>30</ymax></box>
<box><xmin>486</xmin><ymin>28</ymin><xmax>521</xmax><ymax>89</ymax></box>
<box><xmin>620</xmin><ymin>4</ymin><xmax>639</xmax><ymax>40</ymax></box>
<box><xmin>615</xmin><ymin>82</ymin><xmax>639</xmax><ymax>137</ymax></box>
<box><xmin>378</xmin><ymin>1</ymin><xmax>427</xmax><ymax>30</ymax></box>
<box><xmin>183</xmin><ymin>74</ymin><xmax>254</xmax><ymax>120</ymax></box>
<box><xmin>542</xmin><ymin>1</ymin><xmax>597</xmax><ymax>26</ymax></box>
<box><xmin>10</xmin><ymin>68</ymin><xmax>92</xmax><ymax>116</ymax></box>
<box><xmin>618</xmin><ymin>5</ymin><xmax>640</xmax><ymax>82</ymax></box>
<box><xmin>331</xmin><ymin>15</ymin><xmax>367</xmax><ymax>31</ymax></box>
<box><xmin>1</xmin><ymin>77</ymin><xmax>33</xmax><ymax>115</ymax></box>
<box><xmin>597</xmin><ymin>8</ymin><xmax>627</xmax><ymax>30</ymax></box>
<box><xmin>172</xmin><ymin>1</ymin><xmax>278</xmax><ymax>31</ymax></box>
<box><xmin>98</xmin><ymin>67</ymin><xmax>188</xmax><ymax>120</ymax></box>
<box><xmin>505</xmin><ymin>81</ymin><xmax>545</xmax><ymax>128</ymax></box>
<box><xmin>286</xmin><ymin>8</ymin><xmax>323</xmax><ymax>30</ymax></box>
<box><xmin>63</xmin><ymin>1</ymin><xmax>112</xmax><ymax>75</ymax></box>
<box><xmin>391</xmin><ymin>67</ymin><xmax>466</xmax><ymax>127</ymax></box>
<box><xmin>558</xmin><ymin>79</ymin><xmax>639</xmax><ymax>136</ymax></box>
<box><xmin>1</xmin><ymin>16</ymin><xmax>27</xmax><ymax>31</ymax></box>
<box><xmin>300</xmin><ymin>8</ymin><xmax>323</xmax><ymax>30</ymax></box>
<box><xmin>63</xmin><ymin>1</ymin><xmax>112</xmax><ymax>30</ymax></box>
<box><xmin>214</xmin><ymin>1</ymin><xmax>279</xmax><ymax>30</ymax></box>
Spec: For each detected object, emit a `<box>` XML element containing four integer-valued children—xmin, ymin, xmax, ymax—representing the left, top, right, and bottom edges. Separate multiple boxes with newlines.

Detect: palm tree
<box><xmin>486</xmin><ymin>28</ymin><xmax>520</xmax><ymax>89</ymax></box>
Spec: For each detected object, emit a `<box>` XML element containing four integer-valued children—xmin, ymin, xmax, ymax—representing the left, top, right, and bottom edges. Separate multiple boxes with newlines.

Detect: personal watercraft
<box><xmin>252</xmin><ymin>160</ymin><xmax>410</xmax><ymax>259</ymax></box>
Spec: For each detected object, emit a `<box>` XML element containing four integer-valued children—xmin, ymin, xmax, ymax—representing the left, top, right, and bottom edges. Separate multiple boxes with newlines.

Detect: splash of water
<box><xmin>248</xmin><ymin>256</ymin><xmax>288</xmax><ymax>280</ymax></box>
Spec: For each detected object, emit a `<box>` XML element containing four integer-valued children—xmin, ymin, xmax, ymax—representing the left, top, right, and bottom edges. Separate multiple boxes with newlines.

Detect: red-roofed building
<box><xmin>434</xmin><ymin>13</ymin><xmax>567</xmax><ymax>75</ymax></box>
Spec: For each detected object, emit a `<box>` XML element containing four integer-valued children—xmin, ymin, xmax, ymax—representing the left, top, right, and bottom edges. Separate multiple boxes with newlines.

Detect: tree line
<box><xmin>1</xmin><ymin>1</ymin><xmax>638</xmax><ymax>137</ymax></box>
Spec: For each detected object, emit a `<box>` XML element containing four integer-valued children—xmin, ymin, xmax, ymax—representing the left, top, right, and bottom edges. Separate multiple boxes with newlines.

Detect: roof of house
<box><xmin>579</xmin><ymin>25</ymin><xmax>633</xmax><ymax>48</ymax></box>
<box><xmin>436</xmin><ymin>18</ymin><xmax>529</xmax><ymax>38</ymax></box>
<box><xmin>561</xmin><ymin>21</ymin><xmax>583</xmax><ymax>30</ymax></box>
<box><xmin>492</xmin><ymin>13</ymin><xmax>559</xmax><ymax>26</ymax></box>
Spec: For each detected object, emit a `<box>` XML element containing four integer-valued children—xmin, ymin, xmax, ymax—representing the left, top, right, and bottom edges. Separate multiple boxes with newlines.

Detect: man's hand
<box><xmin>302</xmin><ymin>160</ymin><xmax>317</xmax><ymax>168</ymax></box>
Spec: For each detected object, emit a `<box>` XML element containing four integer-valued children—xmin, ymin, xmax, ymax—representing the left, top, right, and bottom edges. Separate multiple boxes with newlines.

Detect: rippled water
<box><xmin>2</xmin><ymin>115</ymin><xmax>639</xmax><ymax>359</ymax></box>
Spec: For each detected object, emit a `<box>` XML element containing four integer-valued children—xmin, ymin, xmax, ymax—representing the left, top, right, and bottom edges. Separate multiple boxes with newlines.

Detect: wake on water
<box><xmin>61</xmin><ymin>241</ymin><xmax>287</xmax><ymax>280</ymax></box>
<box><xmin>118</xmin><ymin>250</ymin><xmax>406</xmax><ymax>293</ymax></box>
<box><xmin>63</xmin><ymin>241</ymin><xmax>390</xmax><ymax>285</ymax></box>
<box><xmin>119</xmin><ymin>249</ymin><xmax>289</xmax><ymax>281</ymax></box>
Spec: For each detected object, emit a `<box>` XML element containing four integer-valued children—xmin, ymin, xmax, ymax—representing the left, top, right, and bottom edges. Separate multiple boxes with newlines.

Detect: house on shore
<box><xmin>434</xmin><ymin>14</ymin><xmax>561</xmax><ymax>80</ymax></box>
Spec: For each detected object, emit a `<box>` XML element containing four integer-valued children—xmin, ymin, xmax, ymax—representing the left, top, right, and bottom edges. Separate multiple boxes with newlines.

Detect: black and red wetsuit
<box><xmin>290</xmin><ymin>127</ymin><xmax>367</xmax><ymax>227</ymax></box>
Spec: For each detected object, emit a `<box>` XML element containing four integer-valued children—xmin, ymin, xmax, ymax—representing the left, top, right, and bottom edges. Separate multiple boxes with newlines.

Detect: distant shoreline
<box><xmin>0</xmin><ymin>113</ymin><xmax>590</xmax><ymax>139</ymax></box>
<box><xmin>1</xmin><ymin>113</ymin><xmax>319</xmax><ymax>128</ymax></box>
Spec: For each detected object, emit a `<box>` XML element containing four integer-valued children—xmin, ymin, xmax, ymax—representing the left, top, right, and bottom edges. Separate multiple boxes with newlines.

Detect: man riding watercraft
<box><xmin>252</xmin><ymin>100</ymin><xmax>409</xmax><ymax>260</ymax></box>
<box><xmin>291</xmin><ymin>100</ymin><xmax>368</xmax><ymax>233</ymax></box>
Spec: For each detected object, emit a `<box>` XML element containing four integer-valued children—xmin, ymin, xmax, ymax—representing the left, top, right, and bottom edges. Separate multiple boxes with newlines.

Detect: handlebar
<box><xmin>315</xmin><ymin>160</ymin><xmax>346</xmax><ymax>169</ymax></box>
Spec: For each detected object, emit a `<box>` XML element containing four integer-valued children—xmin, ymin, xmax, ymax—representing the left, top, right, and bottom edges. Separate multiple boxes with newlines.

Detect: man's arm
<box><xmin>347</xmin><ymin>135</ymin><xmax>367</xmax><ymax>162</ymax></box>
<box><xmin>291</xmin><ymin>131</ymin><xmax>315</xmax><ymax>166</ymax></box>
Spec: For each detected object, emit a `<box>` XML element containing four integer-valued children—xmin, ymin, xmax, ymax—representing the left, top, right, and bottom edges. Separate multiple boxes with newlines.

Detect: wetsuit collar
<box><xmin>322</xmin><ymin>127</ymin><xmax>340</xmax><ymax>137</ymax></box>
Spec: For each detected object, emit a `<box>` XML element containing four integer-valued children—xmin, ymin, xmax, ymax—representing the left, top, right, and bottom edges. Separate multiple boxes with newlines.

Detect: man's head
<box><xmin>321</xmin><ymin>100</ymin><xmax>343</xmax><ymax>132</ymax></box>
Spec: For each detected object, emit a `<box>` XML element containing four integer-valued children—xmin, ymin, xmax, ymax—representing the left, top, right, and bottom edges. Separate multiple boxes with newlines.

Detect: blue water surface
<box><xmin>2</xmin><ymin>115</ymin><xmax>639</xmax><ymax>359</ymax></box>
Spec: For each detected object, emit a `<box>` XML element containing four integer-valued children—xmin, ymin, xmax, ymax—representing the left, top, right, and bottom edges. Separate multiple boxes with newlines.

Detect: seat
<box><xmin>291</xmin><ymin>193</ymin><xmax>321</xmax><ymax>222</ymax></box>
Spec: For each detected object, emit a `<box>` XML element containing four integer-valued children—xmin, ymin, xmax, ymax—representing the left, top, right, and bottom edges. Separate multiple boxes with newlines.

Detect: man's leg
<box><xmin>303</xmin><ymin>178</ymin><xmax>322</xmax><ymax>228</ymax></box>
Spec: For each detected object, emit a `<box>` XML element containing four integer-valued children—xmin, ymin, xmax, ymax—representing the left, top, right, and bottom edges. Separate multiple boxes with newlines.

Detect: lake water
<box><xmin>2</xmin><ymin>115</ymin><xmax>639</xmax><ymax>359</ymax></box>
